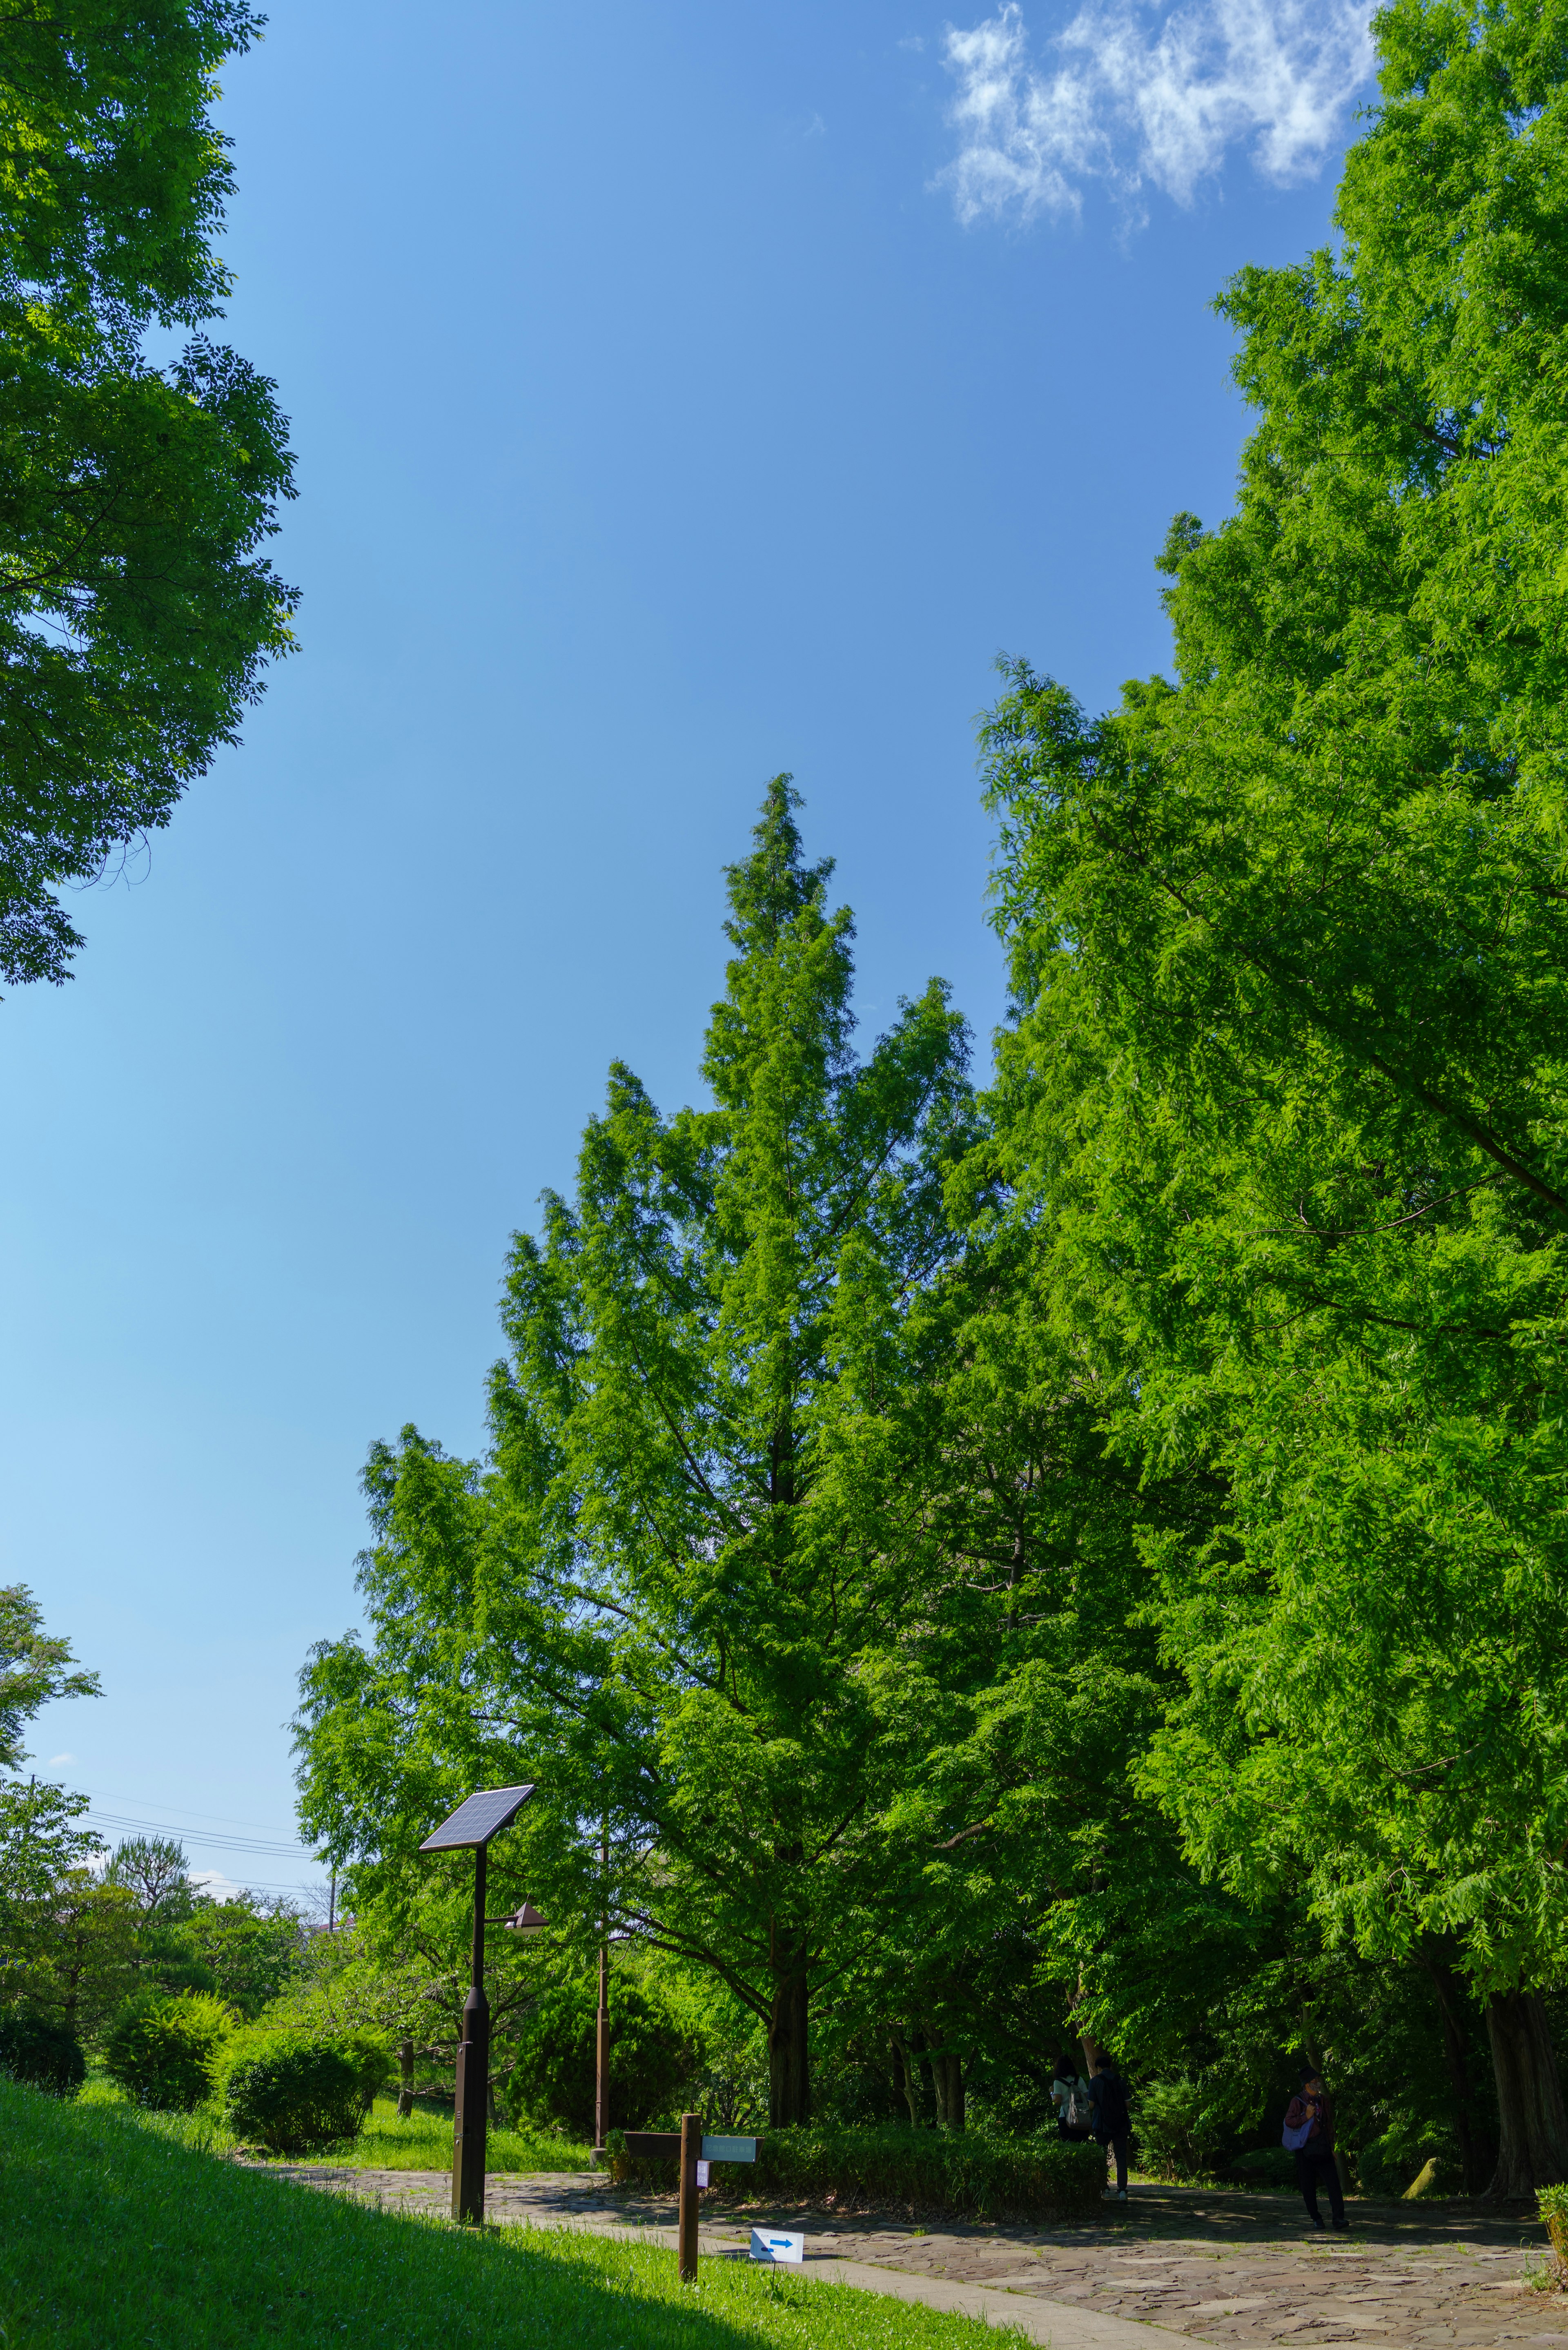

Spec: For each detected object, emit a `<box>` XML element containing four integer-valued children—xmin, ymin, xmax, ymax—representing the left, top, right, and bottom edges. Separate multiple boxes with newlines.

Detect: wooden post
<box><xmin>678</xmin><ymin>2109</ymin><xmax>700</xmax><ymax>2283</ymax></box>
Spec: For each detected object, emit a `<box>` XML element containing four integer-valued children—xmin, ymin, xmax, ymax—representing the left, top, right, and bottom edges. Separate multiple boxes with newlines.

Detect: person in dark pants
<box><xmin>1284</xmin><ymin>2068</ymin><xmax>1349</xmax><ymax>2232</ymax></box>
<box><xmin>1089</xmin><ymin>2053</ymin><xmax>1131</xmax><ymax>2201</ymax></box>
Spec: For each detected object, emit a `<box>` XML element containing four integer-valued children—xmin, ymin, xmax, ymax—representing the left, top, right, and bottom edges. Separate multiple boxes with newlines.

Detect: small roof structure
<box><xmin>418</xmin><ymin>1784</ymin><xmax>536</xmax><ymax>1853</ymax></box>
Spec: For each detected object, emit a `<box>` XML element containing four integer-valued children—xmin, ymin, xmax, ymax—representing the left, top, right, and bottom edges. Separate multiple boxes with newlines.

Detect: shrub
<box><xmin>1359</xmin><ymin>2127</ymin><xmax>1462</xmax><ymax>2200</ymax></box>
<box><xmin>1539</xmin><ymin>2182</ymin><xmax>1568</xmax><ymax>2283</ymax></box>
<box><xmin>104</xmin><ymin>1992</ymin><xmax>234</xmax><ymax>2111</ymax></box>
<box><xmin>0</xmin><ymin>2009</ymin><xmax>85</xmax><ymax>2096</ymax></box>
<box><xmin>218</xmin><ymin>2028</ymin><xmax>390</xmax><ymax>2155</ymax></box>
<box><xmin>612</xmin><ymin>2122</ymin><xmax>1105</xmax><ymax>2219</ymax></box>
<box><xmin>1134</xmin><ymin>2074</ymin><xmax>1238</xmax><ymax>2180</ymax></box>
<box><xmin>1228</xmin><ymin>2146</ymin><xmax>1298</xmax><ymax>2189</ymax></box>
<box><xmin>506</xmin><ymin>1975</ymin><xmax>700</xmax><ymax>2137</ymax></box>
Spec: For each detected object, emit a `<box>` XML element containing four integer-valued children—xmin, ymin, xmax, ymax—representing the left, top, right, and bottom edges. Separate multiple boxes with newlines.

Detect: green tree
<box><xmin>14</xmin><ymin>1870</ymin><xmax>140</xmax><ymax>2040</ymax></box>
<box><xmin>0</xmin><ymin>1584</ymin><xmax>99</xmax><ymax>1767</ymax></box>
<box><xmin>297</xmin><ymin>782</ymin><xmax>976</xmax><ymax>2125</ymax></box>
<box><xmin>0</xmin><ymin>0</ymin><xmax>296</xmax><ymax>990</ymax></box>
<box><xmin>0</xmin><ymin>1590</ymin><xmax>102</xmax><ymax>2006</ymax></box>
<box><xmin>180</xmin><ymin>1894</ymin><xmax>306</xmax><ymax>2022</ymax></box>
<box><xmin>979</xmin><ymin>0</ymin><xmax>1568</xmax><ymax>2194</ymax></box>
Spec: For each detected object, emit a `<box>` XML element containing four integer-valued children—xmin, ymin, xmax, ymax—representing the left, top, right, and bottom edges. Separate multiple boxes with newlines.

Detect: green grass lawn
<box><xmin>0</xmin><ymin>2076</ymin><xmax>1029</xmax><ymax>2349</ymax></box>
<box><xmin>76</xmin><ymin>2079</ymin><xmax>590</xmax><ymax>2172</ymax></box>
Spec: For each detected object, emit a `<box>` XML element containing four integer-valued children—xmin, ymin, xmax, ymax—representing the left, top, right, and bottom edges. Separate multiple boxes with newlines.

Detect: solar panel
<box><xmin>418</xmin><ymin>1784</ymin><xmax>537</xmax><ymax>1852</ymax></box>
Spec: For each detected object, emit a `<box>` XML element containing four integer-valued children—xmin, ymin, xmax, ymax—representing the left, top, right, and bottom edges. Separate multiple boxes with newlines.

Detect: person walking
<box><xmin>1089</xmin><ymin>2051</ymin><xmax>1132</xmax><ymax>2200</ymax></box>
<box><xmin>1051</xmin><ymin>2052</ymin><xmax>1094</xmax><ymax>2142</ymax></box>
<box><xmin>1283</xmin><ymin>2067</ymin><xmax>1349</xmax><ymax>2232</ymax></box>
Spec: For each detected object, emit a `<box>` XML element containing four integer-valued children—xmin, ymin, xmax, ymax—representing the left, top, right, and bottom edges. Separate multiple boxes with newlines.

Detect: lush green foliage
<box><xmin>0</xmin><ymin>2005</ymin><xmax>83</xmax><ymax>2094</ymax></box>
<box><xmin>1540</xmin><ymin>2181</ymin><xmax>1568</xmax><ymax>2276</ymax></box>
<box><xmin>0</xmin><ymin>2071</ymin><xmax>1033</xmax><ymax>2350</ymax></box>
<box><xmin>1359</xmin><ymin>2127</ymin><xmax>1461</xmax><ymax>2201</ymax></box>
<box><xmin>217</xmin><ymin>2026</ymin><xmax>388</xmax><ymax>2154</ymax></box>
<box><xmin>290</xmin><ymin>0</ymin><xmax>1568</xmax><ymax>2196</ymax></box>
<box><xmin>0</xmin><ymin>1584</ymin><xmax>99</xmax><ymax>1768</ymax></box>
<box><xmin>510</xmin><ymin>1967</ymin><xmax>701</xmax><ymax>2136</ymax></box>
<box><xmin>741</xmin><ymin>2125</ymin><xmax>1104</xmax><ymax>2220</ymax></box>
<box><xmin>297</xmin><ymin>782</ymin><xmax>979</xmax><ymax>2127</ymax></box>
<box><xmin>104</xmin><ymin>1990</ymin><xmax>234</xmax><ymax>2111</ymax></box>
<box><xmin>607</xmin><ymin>2121</ymin><xmax>1102</xmax><ymax>2218</ymax></box>
<box><xmin>972</xmin><ymin>0</ymin><xmax>1568</xmax><ymax>2193</ymax></box>
<box><xmin>0</xmin><ymin>0</ymin><xmax>295</xmax><ymax>990</ymax></box>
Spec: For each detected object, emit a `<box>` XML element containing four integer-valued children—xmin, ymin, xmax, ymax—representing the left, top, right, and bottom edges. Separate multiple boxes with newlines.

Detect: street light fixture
<box><xmin>498</xmin><ymin>1901</ymin><xmax>548</xmax><ymax>1935</ymax></box>
<box><xmin>418</xmin><ymin>1782</ymin><xmax>537</xmax><ymax>2225</ymax></box>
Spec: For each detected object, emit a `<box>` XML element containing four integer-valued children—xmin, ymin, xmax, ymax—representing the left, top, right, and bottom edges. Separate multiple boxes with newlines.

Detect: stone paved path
<box><xmin>264</xmin><ymin>2167</ymin><xmax>1565</xmax><ymax>2348</ymax></box>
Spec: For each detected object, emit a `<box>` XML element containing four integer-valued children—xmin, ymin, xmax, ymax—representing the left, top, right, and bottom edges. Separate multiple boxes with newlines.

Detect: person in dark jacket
<box><xmin>1089</xmin><ymin>2053</ymin><xmax>1131</xmax><ymax>2200</ymax></box>
<box><xmin>1284</xmin><ymin>2067</ymin><xmax>1349</xmax><ymax>2232</ymax></box>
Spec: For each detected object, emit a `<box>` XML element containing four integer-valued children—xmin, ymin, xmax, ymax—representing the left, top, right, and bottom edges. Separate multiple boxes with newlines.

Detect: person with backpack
<box><xmin>1050</xmin><ymin>2051</ymin><xmax>1094</xmax><ymax>2141</ymax></box>
<box><xmin>1089</xmin><ymin>2052</ymin><xmax>1131</xmax><ymax>2199</ymax></box>
<box><xmin>1283</xmin><ymin>2066</ymin><xmax>1349</xmax><ymax>2232</ymax></box>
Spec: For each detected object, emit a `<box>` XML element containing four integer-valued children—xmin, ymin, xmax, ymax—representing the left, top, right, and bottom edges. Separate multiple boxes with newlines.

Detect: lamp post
<box><xmin>418</xmin><ymin>1782</ymin><xmax>537</xmax><ymax>2225</ymax></box>
<box><xmin>595</xmin><ymin>1814</ymin><xmax>610</xmax><ymax>2164</ymax></box>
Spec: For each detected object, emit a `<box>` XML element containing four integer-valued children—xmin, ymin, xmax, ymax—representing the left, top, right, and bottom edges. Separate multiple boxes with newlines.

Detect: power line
<box><xmin>65</xmin><ymin>1782</ymin><xmax>305</xmax><ymax>1838</ymax></box>
<box><xmin>85</xmin><ymin>1805</ymin><xmax>316</xmax><ymax>1860</ymax></box>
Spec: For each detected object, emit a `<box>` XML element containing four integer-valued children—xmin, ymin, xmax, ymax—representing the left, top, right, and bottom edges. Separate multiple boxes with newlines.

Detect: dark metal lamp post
<box><xmin>418</xmin><ymin>1782</ymin><xmax>537</xmax><ymax>2225</ymax></box>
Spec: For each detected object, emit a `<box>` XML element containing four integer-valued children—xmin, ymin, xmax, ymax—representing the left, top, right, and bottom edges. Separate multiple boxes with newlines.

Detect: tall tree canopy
<box><xmin>297</xmin><ymin>783</ymin><xmax>978</xmax><ymax>2123</ymax></box>
<box><xmin>0</xmin><ymin>0</ymin><xmax>295</xmax><ymax>988</ymax></box>
<box><xmin>979</xmin><ymin>0</ymin><xmax>1568</xmax><ymax>2194</ymax></box>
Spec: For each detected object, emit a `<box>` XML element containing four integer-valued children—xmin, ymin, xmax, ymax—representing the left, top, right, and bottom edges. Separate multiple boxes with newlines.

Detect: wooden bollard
<box><xmin>678</xmin><ymin>2109</ymin><xmax>700</xmax><ymax>2283</ymax></box>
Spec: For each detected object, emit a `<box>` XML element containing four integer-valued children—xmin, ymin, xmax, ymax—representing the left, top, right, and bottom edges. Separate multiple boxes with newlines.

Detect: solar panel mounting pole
<box><xmin>453</xmin><ymin>1841</ymin><xmax>488</xmax><ymax>2225</ymax></box>
<box><xmin>417</xmin><ymin>1782</ymin><xmax>537</xmax><ymax>2230</ymax></box>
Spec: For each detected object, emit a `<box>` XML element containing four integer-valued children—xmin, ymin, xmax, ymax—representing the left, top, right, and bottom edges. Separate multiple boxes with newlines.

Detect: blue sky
<box><xmin>7</xmin><ymin>0</ymin><xmax>1372</xmax><ymax>1896</ymax></box>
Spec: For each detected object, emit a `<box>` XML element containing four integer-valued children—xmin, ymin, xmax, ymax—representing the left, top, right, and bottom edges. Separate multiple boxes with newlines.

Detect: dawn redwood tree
<box><xmin>980</xmin><ymin>0</ymin><xmax>1568</xmax><ymax>2194</ymax></box>
<box><xmin>296</xmin><ymin>783</ymin><xmax>974</xmax><ymax>2125</ymax></box>
<box><xmin>0</xmin><ymin>0</ymin><xmax>296</xmax><ymax>989</ymax></box>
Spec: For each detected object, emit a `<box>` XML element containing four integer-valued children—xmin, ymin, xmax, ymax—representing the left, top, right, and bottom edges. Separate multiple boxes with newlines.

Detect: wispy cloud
<box><xmin>48</xmin><ymin>1752</ymin><xmax>75</xmax><ymax>1766</ymax></box>
<box><xmin>937</xmin><ymin>0</ymin><xmax>1375</xmax><ymax>221</ymax></box>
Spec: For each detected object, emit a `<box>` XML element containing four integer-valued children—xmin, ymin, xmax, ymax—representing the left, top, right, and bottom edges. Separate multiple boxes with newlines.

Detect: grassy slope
<box><xmin>77</xmin><ymin>2080</ymin><xmax>591</xmax><ymax>2172</ymax></box>
<box><xmin>0</xmin><ymin>2078</ymin><xmax>1027</xmax><ymax>2350</ymax></box>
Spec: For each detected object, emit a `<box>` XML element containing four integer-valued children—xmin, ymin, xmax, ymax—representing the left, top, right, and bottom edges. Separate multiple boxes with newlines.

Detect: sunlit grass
<box><xmin>2</xmin><ymin>2075</ymin><xmax>1030</xmax><ymax>2348</ymax></box>
<box><xmin>76</xmin><ymin>2078</ymin><xmax>589</xmax><ymax>2172</ymax></box>
<box><xmin>320</xmin><ymin>2092</ymin><xmax>591</xmax><ymax>2173</ymax></box>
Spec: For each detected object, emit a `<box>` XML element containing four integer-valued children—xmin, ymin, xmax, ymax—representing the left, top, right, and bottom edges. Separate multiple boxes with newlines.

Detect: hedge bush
<box><xmin>1539</xmin><ymin>2182</ymin><xmax>1568</xmax><ymax>2281</ymax></box>
<box><xmin>611</xmin><ymin>2123</ymin><xmax>1105</xmax><ymax>2218</ymax></box>
<box><xmin>104</xmin><ymin>1992</ymin><xmax>234</xmax><ymax>2111</ymax></box>
<box><xmin>218</xmin><ymin>2027</ymin><xmax>390</xmax><ymax>2154</ymax></box>
<box><xmin>0</xmin><ymin>2009</ymin><xmax>85</xmax><ymax>2097</ymax></box>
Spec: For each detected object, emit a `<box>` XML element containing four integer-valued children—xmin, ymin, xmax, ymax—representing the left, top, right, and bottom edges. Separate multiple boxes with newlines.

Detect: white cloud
<box><xmin>189</xmin><ymin>1868</ymin><xmax>244</xmax><ymax>1902</ymax></box>
<box><xmin>937</xmin><ymin>0</ymin><xmax>1375</xmax><ymax>221</ymax></box>
<box><xmin>47</xmin><ymin>1752</ymin><xmax>75</xmax><ymax>1766</ymax></box>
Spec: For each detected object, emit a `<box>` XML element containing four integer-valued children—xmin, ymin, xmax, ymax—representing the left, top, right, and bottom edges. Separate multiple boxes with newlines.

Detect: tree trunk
<box><xmin>929</xmin><ymin>2049</ymin><xmax>964</xmax><ymax>2130</ymax></box>
<box><xmin>397</xmin><ymin>2039</ymin><xmax>415</xmax><ymax>2120</ymax></box>
<box><xmin>768</xmin><ymin>1971</ymin><xmax>809</xmax><ymax>2128</ymax></box>
<box><xmin>890</xmin><ymin>2030</ymin><xmax>926</xmax><ymax>2129</ymax></box>
<box><xmin>1417</xmin><ymin>1953</ymin><xmax>1486</xmax><ymax>2195</ymax></box>
<box><xmin>1485</xmin><ymin>1989</ymin><xmax>1568</xmax><ymax>2198</ymax></box>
